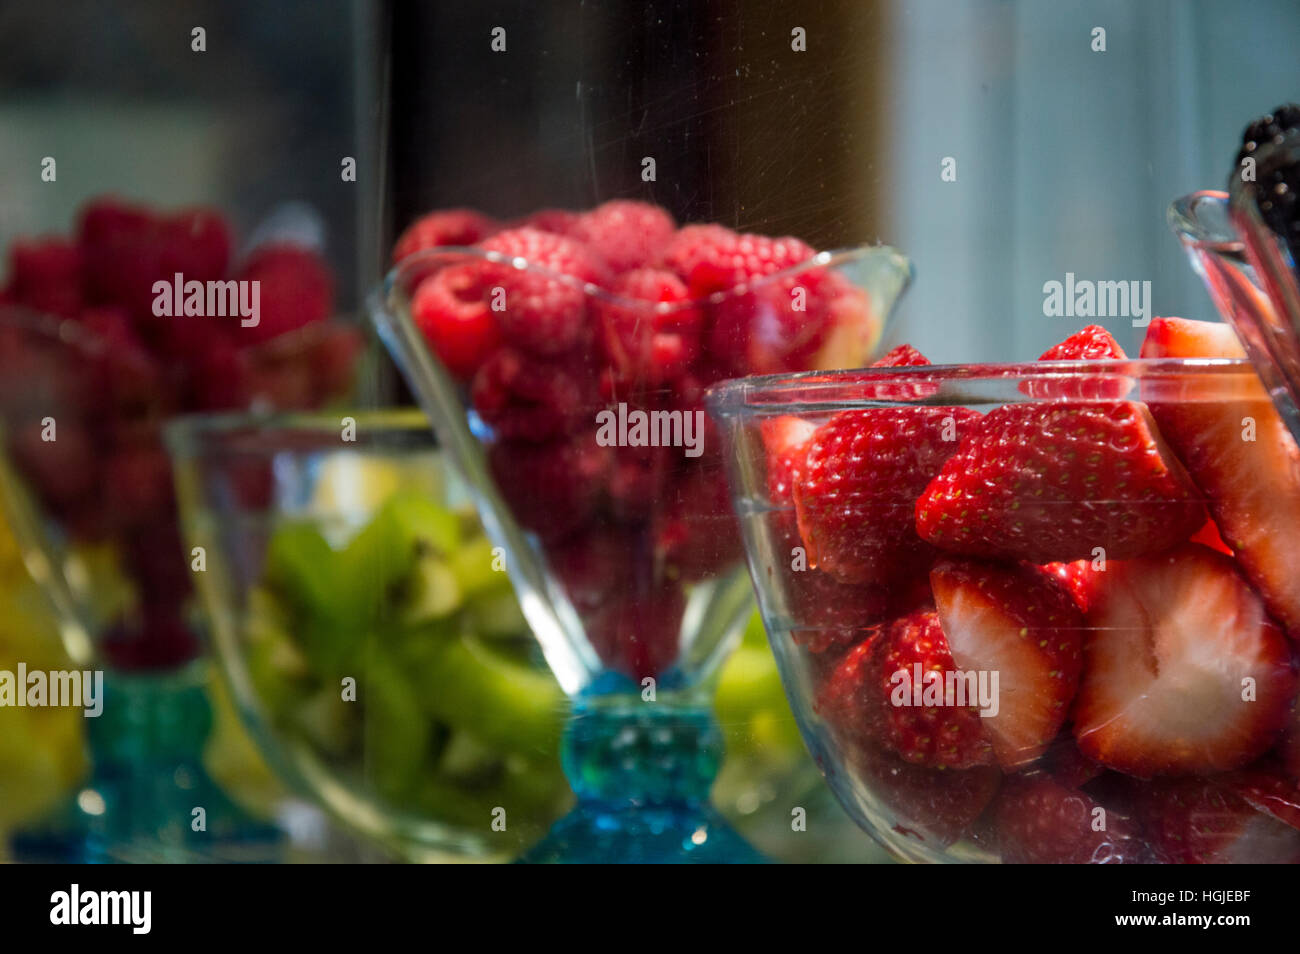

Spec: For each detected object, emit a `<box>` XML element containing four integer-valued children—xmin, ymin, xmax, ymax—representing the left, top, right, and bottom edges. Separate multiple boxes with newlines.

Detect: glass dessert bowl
<box><xmin>166</xmin><ymin>409</ymin><xmax>572</xmax><ymax>862</ymax></box>
<box><xmin>369</xmin><ymin>204</ymin><xmax>911</xmax><ymax>860</ymax></box>
<box><xmin>708</xmin><ymin>326</ymin><xmax>1300</xmax><ymax>864</ymax></box>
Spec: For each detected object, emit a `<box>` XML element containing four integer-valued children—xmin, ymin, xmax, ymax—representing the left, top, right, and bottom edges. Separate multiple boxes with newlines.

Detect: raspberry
<box><xmin>596</xmin><ymin>267</ymin><xmax>702</xmax><ymax>386</ymax></box>
<box><xmin>470</xmin><ymin>346</ymin><xmax>588</xmax><ymax>440</ymax></box>
<box><xmin>159</xmin><ymin>207</ymin><xmax>232</xmax><ymax>282</ymax></box>
<box><xmin>570</xmin><ymin>200</ymin><xmax>676</xmax><ymax>273</ymax></box>
<box><xmin>660</xmin><ymin>226</ymin><xmax>814</xmax><ymax>297</ymax></box>
<box><xmin>8</xmin><ymin>237</ymin><xmax>84</xmax><ymax>318</ymax></box>
<box><xmin>706</xmin><ymin>267</ymin><xmax>845</xmax><ymax>374</ymax></box>
<box><xmin>411</xmin><ymin>262</ymin><xmax>502</xmax><ymax>380</ymax></box>
<box><xmin>517</xmin><ymin>208</ymin><xmax>580</xmax><ymax>235</ymax></box>
<box><xmin>488</xmin><ymin>435</ymin><xmax>610</xmax><ymax>542</ymax></box>
<box><xmin>585</xmin><ymin>576</ymin><xmax>685</xmax><ymax>681</ymax></box>
<box><xmin>392</xmin><ymin>208</ymin><xmax>498</xmax><ymax>264</ymax></box>
<box><xmin>607</xmin><ymin>444</ymin><xmax>678</xmax><ymax>523</ymax></box>
<box><xmin>653</xmin><ymin>460</ymin><xmax>743</xmax><ymax>581</ymax></box>
<box><xmin>478</xmin><ymin>227</ymin><xmax>609</xmax><ymax>355</ymax></box>
<box><xmin>77</xmin><ymin>197</ymin><xmax>165</xmax><ymax>314</ymax></box>
<box><xmin>234</xmin><ymin>243</ymin><xmax>334</xmax><ymax>345</ymax></box>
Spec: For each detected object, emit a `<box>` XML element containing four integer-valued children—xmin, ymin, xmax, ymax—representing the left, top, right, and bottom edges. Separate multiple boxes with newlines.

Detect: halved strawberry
<box><xmin>917</xmin><ymin>401</ymin><xmax>1205</xmax><ymax>564</ymax></box>
<box><xmin>1041</xmin><ymin>559</ymin><xmax>1099</xmax><ymax>614</ymax></box>
<box><xmin>817</xmin><ymin>610</ymin><xmax>994</xmax><ymax>769</ymax></box>
<box><xmin>994</xmin><ymin>776</ymin><xmax>1143</xmax><ymax>863</ymax></box>
<box><xmin>1038</xmin><ymin>324</ymin><xmax>1126</xmax><ymax>361</ymax></box>
<box><xmin>795</xmin><ymin>406</ymin><xmax>979</xmax><ymax>584</ymax></box>
<box><xmin>1073</xmin><ymin>544</ymin><xmax>1299</xmax><ymax>776</ymax></box>
<box><xmin>1141</xmin><ymin>316</ymin><xmax>1300</xmax><ymax>638</ymax></box>
<box><xmin>931</xmin><ymin>559</ymin><xmax>1084</xmax><ymax>768</ymax></box>
<box><xmin>1134</xmin><ymin>776</ymin><xmax>1300</xmax><ymax>864</ymax></box>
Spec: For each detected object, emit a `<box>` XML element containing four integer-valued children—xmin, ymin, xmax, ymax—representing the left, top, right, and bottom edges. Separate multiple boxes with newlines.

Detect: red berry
<box><xmin>488</xmin><ymin>435</ymin><xmax>610</xmax><ymax>542</ymax></box>
<box><xmin>819</xmin><ymin>610</ymin><xmax>995</xmax><ymax>769</ymax></box>
<box><xmin>159</xmin><ymin>208</ymin><xmax>232</xmax><ymax>282</ymax></box>
<box><xmin>706</xmin><ymin>266</ymin><xmax>849</xmax><ymax>374</ymax></box>
<box><xmin>917</xmin><ymin>401</ymin><xmax>1205</xmax><ymax>564</ymax></box>
<box><xmin>470</xmin><ymin>347</ymin><xmax>589</xmax><ymax>441</ymax></box>
<box><xmin>653</xmin><ymin>459</ymin><xmax>744</xmax><ymax>581</ymax></box>
<box><xmin>1074</xmin><ymin>544</ymin><xmax>1299</xmax><ymax>777</ymax></box>
<box><xmin>585</xmin><ymin>575</ymin><xmax>685</xmax><ymax>681</ymax></box>
<box><xmin>1038</xmin><ymin>324</ymin><xmax>1126</xmax><ymax>360</ymax></box>
<box><xmin>8</xmin><ymin>237</ymin><xmax>83</xmax><ymax>318</ymax></box>
<box><xmin>392</xmin><ymin>208</ymin><xmax>498</xmax><ymax>264</ymax></box>
<box><xmin>596</xmin><ymin>267</ymin><xmax>702</xmax><ymax>386</ymax></box>
<box><xmin>478</xmin><ymin>227</ymin><xmax>609</xmax><ymax>356</ymax></box>
<box><xmin>994</xmin><ymin>776</ymin><xmax>1143</xmax><ymax>863</ymax></box>
<box><xmin>1135</xmin><ymin>776</ymin><xmax>1300</xmax><ymax>864</ymax></box>
<box><xmin>77</xmin><ymin>197</ymin><xmax>164</xmax><ymax>314</ymax></box>
<box><xmin>570</xmin><ymin>200</ymin><xmax>676</xmax><ymax>273</ymax></box>
<box><xmin>234</xmin><ymin>244</ymin><xmax>335</xmax><ymax>345</ymax></box>
<box><xmin>794</xmin><ymin>405</ymin><xmax>979</xmax><ymax>584</ymax></box>
<box><xmin>873</xmin><ymin>343</ymin><xmax>931</xmax><ymax>367</ymax></box>
<box><xmin>852</xmin><ymin>744</ymin><xmax>1001</xmax><ymax>848</ymax></box>
<box><xmin>411</xmin><ymin>262</ymin><xmax>502</xmax><ymax>379</ymax></box>
<box><xmin>662</xmin><ymin>227</ymin><xmax>814</xmax><ymax>297</ymax></box>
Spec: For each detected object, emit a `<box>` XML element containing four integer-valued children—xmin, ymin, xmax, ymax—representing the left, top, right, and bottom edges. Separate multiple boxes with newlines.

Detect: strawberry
<box><xmin>411</xmin><ymin>262</ymin><xmax>502</xmax><ymax>380</ymax></box>
<box><xmin>1041</xmin><ymin>559</ymin><xmax>1098</xmax><ymax>613</ymax></box>
<box><xmin>851</xmin><ymin>742</ymin><xmax>1000</xmax><ymax>847</ymax></box>
<box><xmin>1038</xmin><ymin>324</ymin><xmax>1126</xmax><ymax>360</ymax></box>
<box><xmin>1140</xmin><ymin>316</ymin><xmax>1300</xmax><ymax>638</ymax></box>
<box><xmin>392</xmin><ymin>208</ymin><xmax>498</xmax><ymax>263</ymax></box>
<box><xmin>478</xmin><ymin>227</ymin><xmax>609</xmax><ymax>356</ymax></box>
<box><xmin>1134</xmin><ymin>776</ymin><xmax>1300</xmax><ymax>864</ymax></box>
<box><xmin>761</xmin><ymin>414</ymin><xmax>816</xmax><ymax>509</ymax></box>
<box><xmin>1281</xmin><ymin>704</ymin><xmax>1300</xmax><ymax>784</ymax></box>
<box><xmin>1038</xmin><ymin>737</ymin><xmax>1105</xmax><ymax>789</ymax></box>
<box><xmin>819</xmin><ymin>610</ymin><xmax>994</xmax><ymax>769</ymax></box>
<box><xmin>917</xmin><ymin>401</ymin><xmax>1205</xmax><ymax>564</ymax></box>
<box><xmin>1189</xmin><ymin>516</ymin><xmax>1234</xmax><ymax>555</ymax></box>
<box><xmin>570</xmin><ymin>200</ymin><xmax>676</xmax><ymax>273</ymax></box>
<box><xmin>873</xmin><ymin>343</ymin><xmax>931</xmax><ymax>367</ymax></box>
<box><xmin>234</xmin><ymin>244</ymin><xmax>334</xmax><ymax>345</ymax></box>
<box><xmin>931</xmin><ymin>559</ymin><xmax>1084</xmax><ymax>768</ymax></box>
<box><xmin>794</xmin><ymin>405</ymin><xmax>980</xmax><ymax>584</ymax></box>
<box><xmin>595</xmin><ymin>267</ymin><xmax>702</xmax><ymax>386</ymax></box>
<box><xmin>1073</xmin><ymin>544</ymin><xmax>1299</xmax><ymax>776</ymax></box>
<box><xmin>787</xmin><ymin>571</ymin><xmax>927</xmax><ymax>654</ymax></box>
<box><xmin>994</xmin><ymin>776</ymin><xmax>1143</xmax><ymax>863</ymax></box>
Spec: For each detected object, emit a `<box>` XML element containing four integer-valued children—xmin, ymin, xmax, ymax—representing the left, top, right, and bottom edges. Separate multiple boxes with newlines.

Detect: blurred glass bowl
<box><xmin>167</xmin><ymin>409</ymin><xmax>572</xmax><ymax>861</ymax></box>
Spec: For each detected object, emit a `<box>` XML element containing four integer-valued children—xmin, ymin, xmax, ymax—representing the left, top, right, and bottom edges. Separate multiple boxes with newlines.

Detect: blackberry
<box><xmin>1233</xmin><ymin>104</ymin><xmax>1300</xmax><ymax>255</ymax></box>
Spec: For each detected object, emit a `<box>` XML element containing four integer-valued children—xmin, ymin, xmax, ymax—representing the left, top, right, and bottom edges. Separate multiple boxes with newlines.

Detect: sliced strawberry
<box><xmin>1038</xmin><ymin>324</ymin><xmax>1126</xmax><ymax>360</ymax></box>
<box><xmin>795</xmin><ymin>405</ymin><xmax>979</xmax><ymax>584</ymax></box>
<box><xmin>1039</xmin><ymin>737</ymin><xmax>1105</xmax><ymax>789</ymax></box>
<box><xmin>1134</xmin><ymin>776</ymin><xmax>1300</xmax><ymax>864</ymax></box>
<box><xmin>1073</xmin><ymin>544</ymin><xmax>1299</xmax><ymax>776</ymax></box>
<box><xmin>930</xmin><ymin>560</ymin><xmax>1084</xmax><ymax>768</ymax></box>
<box><xmin>1189</xmin><ymin>516</ymin><xmax>1234</xmax><ymax>555</ymax></box>
<box><xmin>917</xmin><ymin>401</ymin><xmax>1205</xmax><ymax>564</ymax></box>
<box><xmin>818</xmin><ymin>610</ymin><xmax>994</xmax><ymax>769</ymax></box>
<box><xmin>872</xmin><ymin>343</ymin><xmax>931</xmax><ymax>367</ymax></box>
<box><xmin>994</xmin><ymin>776</ymin><xmax>1143</xmax><ymax>863</ymax></box>
<box><xmin>1140</xmin><ymin>316</ymin><xmax>1300</xmax><ymax>638</ymax></box>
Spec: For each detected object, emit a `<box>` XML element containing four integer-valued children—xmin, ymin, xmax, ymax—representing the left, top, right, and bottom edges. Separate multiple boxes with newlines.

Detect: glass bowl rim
<box><xmin>381</xmin><ymin>242</ymin><xmax>906</xmax><ymax>314</ymax></box>
<box><xmin>705</xmin><ymin>356</ymin><xmax>1258</xmax><ymax>415</ymax></box>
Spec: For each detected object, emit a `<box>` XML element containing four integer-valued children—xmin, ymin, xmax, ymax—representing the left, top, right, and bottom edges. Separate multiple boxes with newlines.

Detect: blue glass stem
<box><xmin>9</xmin><ymin>664</ymin><xmax>282</xmax><ymax>863</ymax></box>
<box><xmin>521</xmin><ymin>694</ymin><xmax>764</xmax><ymax>863</ymax></box>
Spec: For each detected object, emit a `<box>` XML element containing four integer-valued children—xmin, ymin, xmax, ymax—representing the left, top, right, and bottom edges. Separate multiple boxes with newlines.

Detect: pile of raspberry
<box><xmin>0</xmin><ymin>196</ymin><xmax>361</xmax><ymax>667</ymax></box>
<box><xmin>393</xmin><ymin>201</ymin><xmax>870</xmax><ymax>680</ymax></box>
